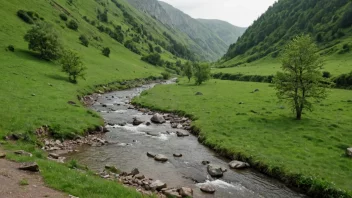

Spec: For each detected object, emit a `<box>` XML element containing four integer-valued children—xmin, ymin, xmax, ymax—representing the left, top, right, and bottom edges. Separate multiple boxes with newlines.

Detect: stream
<box><xmin>68</xmin><ymin>79</ymin><xmax>307</xmax><ymax>198</ymax></box>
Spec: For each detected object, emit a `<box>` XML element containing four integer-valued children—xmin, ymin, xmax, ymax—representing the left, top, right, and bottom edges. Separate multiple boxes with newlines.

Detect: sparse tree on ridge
<box><xmin>274</xmin><ymin>35</ymin><xmax>330</xmax><ymax>120</ymax></box>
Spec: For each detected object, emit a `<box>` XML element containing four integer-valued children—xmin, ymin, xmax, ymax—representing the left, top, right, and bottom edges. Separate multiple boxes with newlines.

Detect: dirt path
<box><xmin>0</xmin><ymin>150</ymin><xmax>67</xmax><ymax>198</ymax></box>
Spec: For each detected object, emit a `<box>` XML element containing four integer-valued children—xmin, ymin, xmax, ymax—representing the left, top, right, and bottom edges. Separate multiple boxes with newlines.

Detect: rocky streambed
<box><xmin>66</xmin><ymin>80</ymin><xmax>308</xmax><ymax>198</ymax></box>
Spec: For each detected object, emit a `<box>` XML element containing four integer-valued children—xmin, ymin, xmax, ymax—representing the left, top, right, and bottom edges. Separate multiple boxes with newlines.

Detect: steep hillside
<box><xmin>126</xmin><ymin>0</ymin><xmax>246</xmax><ymax>61</ymax></box>
<box><xmin>221</xmin><ymin>0</ymin><xmax>352</xmax><ymax>67</ymax></box>
<box><xmin>197</xmin><ymin>19</ymin><xmax>246</xmax><ymax>46</ymax></box>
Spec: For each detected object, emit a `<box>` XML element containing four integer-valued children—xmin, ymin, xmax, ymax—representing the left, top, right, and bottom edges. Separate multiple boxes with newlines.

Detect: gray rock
<box><xmin>105</xmin><ymin>164</ymin><xmax>120</xmax><ymax>173</ymax></box>
<box><xmin>0</xmin><ymin>152</ymin><xmax>6</xmax><ymax>158</ymax></box>
<box><xmin>150</xmin><ymin>180</ymin><xmax>167</xmax><ymax>190</ymax></box>
<box><xmin>154</xmin><ymin>154</ymin><xmax>168</xmax><ymax>162</ymax></box>
<box><xmin>48</xmin><ymin>153</ymin><xmax>59</xmax><ymax>159</ymax></box>
<box><xmin>347</xmin><ymin>148</ymin><xmax>352</xmax><ymax>158</ymax></box>
<box><xmin>151</xmin><ymin>113</ymin><xmax>166</xmax><ymax>124</ymax></box>
<box><xmin>164</xmin><ymin>189</ymin><xmax>181</xmax><ymax>198</ymax></box>
<box><xmin>173</xmin><ymin>153</ymin><xmax>182</xmax><ymax>157</ymax></box>
<box><xmin>179</xmin><ymin>187</ymin><xmax>193</xmax><ymax>197</ymax></box>
<box><xmin>176</xmin><ymin>131</ymin><xmax>189</xmax><ymax>137</ymax></box>
<box><xmin>146</xmin><ymin>122</ymin><xmax>151</xmax><ymax>126</ymax></box>
<box><xmin>130</xmin><ymin>168</ymin><xmax>140</xmax><ymax>176</ymax></box>
<box><xmin>202</xmin><ymin>161</ymin><xmax>210</xmax><ymax>165</ymax></box>
<box><xmin>147</xmin><ymin>132</ymin><xmax>160</xmax><ymax>137</ymax></box>
<box><xmin>14</xmin><ymin>150</ymin><xmax>33</xmax><ymax>157</ymax></box>
<box><xmin>134</xmin><ymin>173</ymin><xmax>145</xmax><ymax>179</ymax></box>
<box><xmin>195</xmin><ymin>92</ymin><xmax>203</xmax><ymax>95</ymax></box>
<box><xmin>207</xmin><ymin>164</ymin><xmax>224</xmax><ymax>177</ymax></box>
<box><xmin>229</xmin><ymin>160</ymin><xmax>250</xmax><ymax>169</ymax></box>
<box><xmin>19</xmin><ymin>162</ymin><xmax>39</xmax><ymax>172</ymax></box>
<box><xmin>132</xmin><ymin>118</ymin><xmax>143</xmax><ymax>126</ymax></box>
<box><xmin>147</xmin><ymin>152</ymin><xmax>156</xmax><ymax>158</ymax></box>
<box><xmin>171</xmin><ymin>123</ymin><xmax>178</xmax><ymax>128</ymax></box>
<box><xmin>200</xmin><ymin>184</ymin><xmax>215</xmax><ymax>194</ymax></box>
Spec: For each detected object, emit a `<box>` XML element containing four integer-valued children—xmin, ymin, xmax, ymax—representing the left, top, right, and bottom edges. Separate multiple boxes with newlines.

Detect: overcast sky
<box><xmin>160</xmin><ymin>0</ymin><xmax>277</xmax><ymax>27</ymax></box>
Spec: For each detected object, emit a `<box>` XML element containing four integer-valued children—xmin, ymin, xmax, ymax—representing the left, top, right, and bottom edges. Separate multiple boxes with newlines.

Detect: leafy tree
<box><xmin>154</xmin><ymin>46</ymin><xmax>162</xmax><ymax>53</ymax></box>
<box><xmin>102</xmin><ymin>47</ymin><xmax>110</xmax><ymax>57</ymax></box>
<box><xmin>194</xmin><ymin>63</ymin><xmax>211</xmax><ymax>85</ymax></box>
<box><xmin>67</xmin><ymin>20</ymin><xmax>78</xmax><ymax>30</ymax></box>
<box><xmin>274</xmin><ymin>35</ymin><xmax>329</xmax><ymax>120</ymax></box>
<box><xmin>59</xmin><ymin>13</ymin><xmax>68</xmax><ymax>21</ymax></box>
<box><xmin>161</xmin><ymin>72</ymin><xmax>170</xmax><ymax>80</ymax></box>
<box><xmin>79</xmin><ymin>35</ymin><xmax>89</xmax><ymax>47</ymax></box>
<box><xmin>60</xmin><ymin>50</ymin><xmax>86</xmax><ymax>83</ymax></box>
<box><xmin>148</xmin><ymin>43</ymin><xmax>154</xmax><ymax>53</ymax></box>
<box><xmin>183</xmin><ymin>62</ymin><xmax>193</xmax><ymax>82</ymax></box>
<box><xmin>24</xmin><ymin>22</ymin><xmax>62</xmax><ymax>60</ymax></box>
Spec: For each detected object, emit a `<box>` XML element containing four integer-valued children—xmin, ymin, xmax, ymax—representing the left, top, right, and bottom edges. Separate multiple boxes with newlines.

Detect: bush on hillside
<box><xmin>322</xmin><ymin>71</ymin><xmax>331</xmax><ymax>78</ymax></box>
<box><xmin>161</xmin><ymin>72</ymin><xmax>170</xmax><ymax>80</ymax></box>
<box><xmin>17</xmin><ymin>10</ymin><xmax>41</xmax><ymax>24</ymax></box>
<box><xmin>67</xmin><ymin>20</ymin><xmax>78</xmax><ymax>30</ymax></box>
<box><xmin>60</xmin><ymin>50</ymin><xmax>86</xmax><ymax>84</ymax></box>
<box><xmin>155</xmin><ymin>46</ymin><xmax>162</xmax><ymax>53</ymax></box>
<box><xmin>102</xmin><ymin>47</ymin><xmax>110</xmax><ymax>57</ymax></box>
<box><xmin>59</xmin><ymin>13</ymin><xmax>68</xmax><ymax>21</ymax></box>
<box><xmin>24</xmin><ymin>22</ymin><xmax>62</xmax><ymax>60</ymax></box>
<box><xmin>141</xmin><ymin>53</ymin><xmax>162</xmax><ymax>66</ymax></box>
<box><xmin>7</xmin><ymin>45</ymin><xmax>15</xmax><ymax>52</ymax></box>
<box><xmin>79</xmin><ymin>35</ymin><xmax>89</xmax><ymax>47</ymax></box>
<box><xmin>124</xmin><ymin>40</ymin><xmax>140</xmax><ymax>54</ymax></box>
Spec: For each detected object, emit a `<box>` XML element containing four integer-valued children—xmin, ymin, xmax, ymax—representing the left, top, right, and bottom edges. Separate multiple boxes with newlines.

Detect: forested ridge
<box><xmin>223</xmin><ymin>0</ymin><xmax>352</xmax><ymax>64</ymax></box>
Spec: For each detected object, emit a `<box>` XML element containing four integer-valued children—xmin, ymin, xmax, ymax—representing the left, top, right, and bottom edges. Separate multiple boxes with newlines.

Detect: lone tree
<box><xmin>102</xmin><ymin>47</ymin><xmax>110</xmax><ymax>57</ymax></box>
<box><xmin>274</xmin><ymin>35</ymin><xmax>330</xmax><ymax>120</ymax></box>
<box><xmin>183</xmin><ymin>62</ymin><xmax>193</xmax><ymax>82</ymax></box>
<box><xmin>24</xmin><ymin>22</ymin><xmax>62</xmax><ymax>60</ymax></box>
<box><xmin>194</xmin><ymin>63</ymin><xmax>211</xmax><ymax>85</ymax></box>
<box><xmin>60</xmin><ymin>50</ymin><xmax>86</xmax><ymax>83</ymax></box>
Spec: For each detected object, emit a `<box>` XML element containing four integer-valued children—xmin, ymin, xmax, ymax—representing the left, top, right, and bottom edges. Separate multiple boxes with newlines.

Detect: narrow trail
<box><xmin>0</xmin><ymin>149</ymin><xmax>67</xmax><ymax>198</ymax></box>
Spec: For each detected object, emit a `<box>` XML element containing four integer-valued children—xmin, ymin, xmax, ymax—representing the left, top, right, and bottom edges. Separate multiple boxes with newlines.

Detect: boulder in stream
<box><xmin>229</xmin><ymin>160</ymin><xmax>250</xmax><ymax>169</ymax></box>
<box><xmin>207</xmin><ymin>164</ymin><xmax>224</xmax><ymax>177</ymax></box>
<box><xmin>147</xmin><ymin>152</ymin><xmax>156</xmax><ymax>158</ymax></box>
<box><xmin>179</xmin><ymin>187</ymin><xmax>193</xmax><ymax>197</ymax></box>
<box><xmin>151</xmin><ymin>113</ymin><xmax>166</xmax><ymax>124</ymax></box>
<box><xmin>132</xmin><ymin>118</ymin><xmax>143</xmax><ymax>126</ymax></box>
<box><xmin>200</xmin><ymin>184</ymin><xmax>216</xmax><ymax>194</ymax></box>
<box><xmin>154</xmin><ymin>154</ymin><xmax>168</xmax><ymax>162</ymax></box>
<box><xmin>173</xmin><ymin>153</ymin><xmax>183</xmax><ymax>157</ymax></box>
<box><xmin>176</xmin><ymin>131</ymin><xmax>189</xmax><ymax>137</ymax></box>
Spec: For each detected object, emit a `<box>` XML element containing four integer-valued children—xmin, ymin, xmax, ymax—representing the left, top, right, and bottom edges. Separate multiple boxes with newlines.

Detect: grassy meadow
<box><xmin>0</xmin><ymin>0</ymin><xmax>166</xmax><ymax>137</ymax></box>
<box><xmin>214</xmin><ymin>53</ymin><xmax>352</xmax><ymax>77</ymax></box>
<box><xmin>134</xmin><ymin>78</ymin><xmax>352</xmax><ymax>196</ymax></box>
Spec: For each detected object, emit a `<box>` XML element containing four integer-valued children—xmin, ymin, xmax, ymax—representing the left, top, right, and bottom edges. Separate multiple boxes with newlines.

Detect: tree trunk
<box><xmin>296</xmin><ymin>108</ymin><xmax>302</xmax><ymax>120</ymax></box>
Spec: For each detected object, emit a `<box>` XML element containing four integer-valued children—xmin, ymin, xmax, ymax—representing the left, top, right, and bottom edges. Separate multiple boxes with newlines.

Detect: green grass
<box><xmin>0</xmin><ymin>0</ymin><xmax>167</xmax><ymax>137</ymax></box>
<box><xmin>214</xmin><ymin>53</ymin><xmax>352</xmax><ymax>77</ymax></box>
<box><xmin>134</xmin><ymin>78</ymin><xmax>352</xmax><ymax>196</ymax></box>
<box><xmin>19</xmin><ymin>179</ymin><xmax>29</xmax><ymax>186</ymax></box>
<box><xmin>3</xmin><ymin>141</ymin><xmax>150</xmax><ymax>198</ymax></box>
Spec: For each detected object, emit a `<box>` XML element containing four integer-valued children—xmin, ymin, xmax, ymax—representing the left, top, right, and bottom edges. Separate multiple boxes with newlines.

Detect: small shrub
<box><xmin>79</xmin><ymin>35</ymin><xmax>89</xmax><ymax>47</ymax></box>
<box><xmin>17</xmin><ymin>10</ymin><xmax>34</xmax><ymax>24</ymax></box>
<box><xmin>322</xmin><ymin>71</ymin><xmax>331</xmax><ymax>78</ymax></box>
<box><xmin>59</xmin><ymin>13</ymin><xmax>68</xmax><ymax>21</ymax></box>
<box><xmin>7</xmin><ymin>45</ymin><xmax>15</xmax><ymax>52</ymax></box>
<box><xmin>68</xmin><ymin>159</ymin><xmax>78</xmax><ymax>169</ymax></box>
<box><xmin>19</xmin><ymin>179</ymin><xmax>29</xmax><ymax>186</ymax></box>
<box><xmin>141</xmin><ymin>53</ymin><xmax>162</xmax><ymax>66</ymax></box>
<box><xmin>102</xmin><ymin>47</ymin><xmax>110</xmax><ymax>57</ymax></box>
<box><xmin>67</xmin><ymin>20</ymin><xmax>78</xmax><ymax>30</ymax></box>
<box><xmin>161</xmin><ymin>72</ymin><xmax>170</xmax><ymax>80</ymax></box>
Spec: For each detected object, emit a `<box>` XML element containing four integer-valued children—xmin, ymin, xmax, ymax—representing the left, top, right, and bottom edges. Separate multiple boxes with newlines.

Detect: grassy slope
<box><xmin>0</xmin><ymin>0</ymin><xmax>166</xmax><ymax>196</ymax></box>
<box><xmin>214</xmin><ymin>53</ymin><xmax>352</xmax><ymax>77</ymax></box>
<box><xmin>0</xmin><ymin>0</ymin><xmax>164</xmax><ymax>137</ymax></box>
<box><xmin>134</xmin><ymin>78</ymin><xmax>352</xmax><ymax>195</ymax></box>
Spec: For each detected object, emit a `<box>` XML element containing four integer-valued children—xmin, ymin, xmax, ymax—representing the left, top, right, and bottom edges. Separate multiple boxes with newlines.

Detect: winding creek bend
<box><xmin>68</xmin><ymin>80</ymin><xmax>307</xmax><ymax>198</ymax></box>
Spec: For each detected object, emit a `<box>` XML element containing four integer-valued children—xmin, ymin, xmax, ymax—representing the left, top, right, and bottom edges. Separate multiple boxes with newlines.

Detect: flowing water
<box><xmin>68</xmin><ymin>80</ymin><xmax>307</xmax><ymax>198</ymax></box>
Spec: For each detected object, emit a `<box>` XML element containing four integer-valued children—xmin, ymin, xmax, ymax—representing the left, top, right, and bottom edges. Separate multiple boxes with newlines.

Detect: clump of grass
<box><xmin>19</xmin><ymin>179</ymin><xmax>29</xmax><ymax>186</ymax></box>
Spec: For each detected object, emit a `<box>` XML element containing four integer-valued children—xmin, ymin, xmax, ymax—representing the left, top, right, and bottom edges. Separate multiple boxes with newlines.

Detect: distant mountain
<box><xmin>125</xmin><ymin>0</ymin><xmax>246</xmax><ymax>61</ymax></box>
<box><xmin>222</xmin><ymin>0</ymin><xmax>352</xmax><ymax>65</ymax></box>
<box><xmin>197</xmin><ymin>19</ymin><xmax>246</xmax><ymax>46</ymax></box>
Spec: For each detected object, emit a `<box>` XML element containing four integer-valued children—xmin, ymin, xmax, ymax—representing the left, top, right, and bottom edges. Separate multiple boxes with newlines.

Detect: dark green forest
<box><xmin>223</xmin><ymin>0</ymin><xmax>352</xmax><ymax>63</ymax></box>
